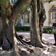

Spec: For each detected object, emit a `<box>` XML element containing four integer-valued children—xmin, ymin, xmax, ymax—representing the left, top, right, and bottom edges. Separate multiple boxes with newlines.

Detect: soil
<box><xmin>0</xmin><ymin>33</ymin><xmax>56</xmax><ymax>56</ymax></box>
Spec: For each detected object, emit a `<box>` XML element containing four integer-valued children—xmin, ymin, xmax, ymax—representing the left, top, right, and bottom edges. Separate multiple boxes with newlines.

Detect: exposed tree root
<box><xmin>15</xmin><ymin>32</ymin><xmax>31</xmax><ymax>46</ymax></box>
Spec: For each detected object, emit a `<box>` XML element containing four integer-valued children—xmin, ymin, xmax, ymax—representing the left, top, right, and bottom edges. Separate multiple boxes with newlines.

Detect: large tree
<box><xmin>1</xmin><ymin>0</ymin><xmax>31</xmax><ymax>50</ymax></box>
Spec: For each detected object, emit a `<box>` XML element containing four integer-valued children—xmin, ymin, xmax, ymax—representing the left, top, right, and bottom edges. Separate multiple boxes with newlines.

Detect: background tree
<box><xmin>37</xmin><ymin>0</ymin><xmax>46</xmax><ymax>43</ymax></box>
<box><xmin>30</xmin><ymin>0</ymin><xmax>43</xmax><ymax>47</ymax></box>
<box><xmin>38</xmin><ymin>0</ymin><xmax>53</xmax><ymax>43</ymax></box>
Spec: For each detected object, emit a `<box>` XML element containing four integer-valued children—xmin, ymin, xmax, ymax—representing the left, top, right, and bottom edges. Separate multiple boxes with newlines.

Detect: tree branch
<box><xmin>14</xmin><ymin>0</ymin><xmax>31</xmax><ymax>21</ymax></box>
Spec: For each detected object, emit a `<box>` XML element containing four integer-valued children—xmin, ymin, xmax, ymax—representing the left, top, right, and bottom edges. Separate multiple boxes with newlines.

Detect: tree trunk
<box><xmin>39</xmin><ymin>22</ymin><xmax>43</xmax><ymax>42</ymax></box>
<box><xmin>1</xmin><ymin>0</ymin><xmax>31</xmax><ymax>50</ymax></box>
<box><xmin>31</xmin><ymin>0</ymin><xmax>43</xmax><ymax>47</ymax></box>
<box><xmin>0</xmin><ymin>17</ymin><xmax>3</xmax><ymax>46</ymax></box>
<box><xmin>0</xmin><ymin>6</ymin><xmax>3</xmax><ymax>46</ymax></box>
<box><xmin>37</xmin><ymin>0</ymin><xmax>46</xmax><ymax>42</ymax></box>
<box><xmin>2</xmin><ymin>14</ymin><xmax>13</xmax><ymax>50</ymax></box>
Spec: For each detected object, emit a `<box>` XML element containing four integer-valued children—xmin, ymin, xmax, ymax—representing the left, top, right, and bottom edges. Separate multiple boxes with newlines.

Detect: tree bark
<box><xmin>31</xmin><ymin>0</ymin><xmax>43</xmax><ymax>47</ymax></box>
<box><xmin>14</xmin><ymin>0</ymin><xmax>31</xmax><ymax>21</ymax></box>
<box><xmin>37</xmin><ymin>0</ymin><xmax>46</xmax><ymax>42</ymax></box>
<box><xmin>2</xmin><ymin>14</ymin><xmax>13</xmax><ymax>50</ymax></box>
<box><xmin>1</xmin><ymin>0</ymin><xmax>31</xmax><ymax>50</ymax></box>
<box><xmin>0</xmin><ymin>17</ymin><xmax>3</xmax><ymax>46</ymax></box>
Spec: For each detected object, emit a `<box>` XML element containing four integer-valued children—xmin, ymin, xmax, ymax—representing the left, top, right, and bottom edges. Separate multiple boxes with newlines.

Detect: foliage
<box><xmin>43</xmin><ymin>26</ymin><xmax>52</xmax><ymax>33</ymax></box>
<box><xmin>49</xmin><ymin>0</ymin><xmax>52</xmax><ymax>3</ymax></box>
<box><xmin>15</xmin><ymin>26</ymin><xmax>52</xmax><ymax>33</ymax></box>
<box><xmin>43</xmin><ymin>29</ymin><xmax>51</xmax><ymax>33</ymax></box>
<box><xmin>15</xmin><ymin>26</ymin><xmax>30</xmax><ymax>31</ymax></box>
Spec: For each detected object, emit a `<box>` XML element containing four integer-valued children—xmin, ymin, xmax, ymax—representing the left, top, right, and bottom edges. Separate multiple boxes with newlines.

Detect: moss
<box><xmin>1</xmin><ymin>0</ymin><xmax>10</xmax><ymax>13</ymax></box>
<box><xmin>1</xmin><ymin>0</ymin><xmax>9</xmax><ymax>8</ymax></box>
<box><xmin>2</xmin><ymin>6</ymin><xmax>6</xmax><ymax>12</ymax></box>
<box><xmin>6</xmin><ymin>0</ymin><xmax>9</xmax><ymax>8</ymax></box>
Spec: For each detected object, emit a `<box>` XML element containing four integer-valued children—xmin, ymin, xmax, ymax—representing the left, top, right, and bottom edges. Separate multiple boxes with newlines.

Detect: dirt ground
<box><xmin>0</xmin><ymin>32</ymin><xmax>56</xmax><ymax>56</ymax></box>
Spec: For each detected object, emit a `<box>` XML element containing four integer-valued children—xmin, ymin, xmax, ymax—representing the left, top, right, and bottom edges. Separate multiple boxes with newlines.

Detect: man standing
<box><xmin>52</xmin><ymin>20</ymin><xmax>56</xmax><ymax>45</ymax></box>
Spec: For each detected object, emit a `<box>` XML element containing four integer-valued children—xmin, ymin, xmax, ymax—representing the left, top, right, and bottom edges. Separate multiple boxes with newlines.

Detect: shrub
<box><xmin>15</xmin><ymin>26</ymin><xmax>52</xmax><ymax>33</ymax></box>
<box><xmin>43</xmin><ymin>29</ymin><xmax>52</xmax><ymax>33</ymax></box>
<box><xmin>15</xmin><ymin>26</ymin><xmax>30</xmax><ymax>31</ymax></box>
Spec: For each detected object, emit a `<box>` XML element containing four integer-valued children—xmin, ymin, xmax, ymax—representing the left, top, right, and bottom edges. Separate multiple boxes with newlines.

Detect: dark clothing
<box><xmin>52</xmin><ymin>23</ymin><xmax>56</xmax><ymax>34</ymax></box>
<box><xmin>52</xmin><ymin>23</ymin><xmax>56</xmax><ymax>29</ymax></box>
<box><xmin>52</xmin><ymin>23</ymin><xmax>56</xmax><ymax>44</ymax></box>
<box><xmin>54</xmin><ymin>34</ymin><xmax>56</xmax><ymax>41</ymax></box>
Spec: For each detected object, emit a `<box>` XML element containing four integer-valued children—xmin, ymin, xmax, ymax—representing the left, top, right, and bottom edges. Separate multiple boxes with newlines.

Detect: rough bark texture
<box><xmin>0</xmin><ymin>17</ymin><xmax>3</xmax><ymax>46</ymax></box>
<box><xmin>1</xmin><ymin>0</ymin><xmax>31</xmax><ymax>50</ymax></box>
<box><xmin>2</xmin><ymin>14</ymin><xmax>13</xmax><ymax>50</ymax></box>
<box><xmin>14</xmin><ymin>0</ymin><xmax>32</xmax><ymax>21</ymax></box>
<box><xmin>1</xmin><ymin>0</ymin><xmax>45</xmax><ymax>51</ymax></box>
<box><xmin>31</xmin><ymin>0</ymin><xmax>43</xmax><ymax>47</ymax></box>
<box><xmin>0</xmin><ymin>4</ymin><xmax>3</xmax><ymax>46</ymax></box>
<box><xmin>37</xmin><ymin>0</ymin><xmax>46</xmax><ymax>42</ymax></box>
